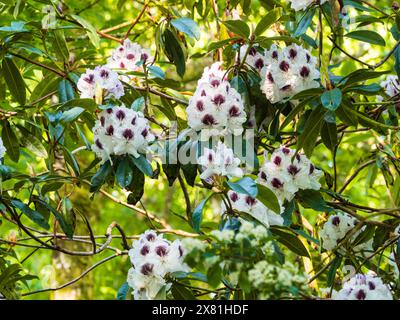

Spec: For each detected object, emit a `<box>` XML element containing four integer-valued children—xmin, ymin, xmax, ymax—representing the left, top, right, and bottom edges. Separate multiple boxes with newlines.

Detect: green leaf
<box><xmin>222</xmin><ymin>20</ymin><xmax>250</xmax><ymax>38</ymax></box>
<box><xmin>116</xmin><ymin>282</ymin><xmax>129</xmax><ymax>300</ymax></box>
<box><xmin>321</xmin><ymin>88</ymin><xmax>342</xmax><ymax>111</ymax></box>
<box><xmin>90</xmin><ymin>161</ymin><xmax>112</xmax><ymax>192</ymax></box>
<box><xmin>171</xmin><ymin>283</ymin><xmax>196</xmax><ymax>300</ymax></box>
<box><xmin>11</xmin><ymin>199</ymin><xmax>50</xmax><ymax>230</ymax></box>
<box><xmin>41</xmin><ymin>182</ymin><xmax>64</xmax><ymax>195</ymax></box>
<box><xmin>58</xmin><ymin>79</ymin><xmax>75</xmax><ymax>103</ymax></box>
<box><xmin>345</xmin><ymin>30</ymin><xmax>386</xmax><ymax>46</ymax></box>
<box><xmin>257</xmin><ymin>184</ymin><xmax>280</xmax><ymax>214</ymax></box>
<box><xmin>20</xmin><ymin>130</ymin><xmax>48</xmax><ymax>158</ymax></box>
<box><xmin>63</xmin><ymin>146</ymin><xmax>80</xmax><ymax>177</ymax></box>
<box><xmin>294</xmin><ymin>8</ymin><xmax>315</xmax><ymax>37</ymax></box>
<box><xmin>162</xmin><ymin>29</ymin><xmax>186</xmax><ymax>77</ymax></box>
<box><xmin>1</xmin><ymin>120</ymin><xmax>19</xmax><ymax>162</ymax></box>
<box><xmin>327</xmin><ymin>256</ymin><xmax>342</xmax><ymax>286</ymax></box>
<box><xmin>270</xmin><ymin>227</ymin><xmax>310</xmax><ymax>258</ymax></box>
<box><xmin>297</xmin><ymin>190</ymin><xmax>333</xmax><ymax>212</ymax></box>
<box><xmin>192</xmin><ymin>194</ymin><xmax>213</xmax><ymax>232</ymax></box>
<box><xmin>60</xmin><ymin>107</ymin><xmax>85</xmax><ymax>123</ymax></box>
<box><xmin>207</xmin><ymin>38</ymin><xmax>240</xmax><ymax>51</ymax></box>
<box><xmin>227</xmin><ymin>177</ymin><xmax>257</xmax><ymax>198</ymax></box>
<box><xmin>70</xmin><ymin>14</ymin><xmax>100</xmax><ymax>48</ymax></box>
<box><xmin>130</xmin><ymin>154</ymin><xmax>153</xmax><ymax>177</ymax></box>
<box><xmin>171</xmin><ymin>17</ymin><xmax>200</xmax><ymax>40</ymax></box>
<box><xmin>207</xmin><ymin>263</ymin><xmax>222</xmax><ymax>288</ymax></box>
<box><xmin>321</xmin><ymin>121</ymin><xmax>338</xmax><ymax>153</ymax></box>
<box><xmin>254</xmin><ymin>7</ymin><xmax>282</xmax><ymax>36</ymax></box>
<box><xmin>2</xmin><ymin>58</ymin><xmax>26</xmax><ymax>105</ymax></box>
<box><xmin>181</xmin><ymin>163</ymin><xmax>197</xmax><ymax>187</ymax></box>
<box><xmin>297</xmin><ymin>106</ymin><xmax>326</xmax><ymax>157</ymax></box>
<box><xmin>147</xmin><ymin>65</ymin><xmax>165</xmax><ymax>80</ymax></box>
<box><xmin>52</xmin><ymin>29</ymin><xmax>70</xmax><ymax>62</ymax></box>
<box><xmin>116</xmin><ymin>157</ymin><xmax>133</xmax><ymax>188</ymax></box>
<box><xmin>131</xmin><ymin>96</ymin><xmax>145</xmax><ymax>111</ymax></box>
<box><xmin>36</xmin><ymin>199</ymin><xmax>74</xmax><ymax>239</ymax></box>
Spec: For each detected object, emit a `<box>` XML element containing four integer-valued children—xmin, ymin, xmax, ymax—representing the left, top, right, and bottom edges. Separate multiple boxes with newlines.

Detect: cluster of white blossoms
<box><xmin>0</xmin><ymin>137</ymin><xmax>6</xmax><ymax>159</ymax></box>
<box><xmin>258</xmin><ymin>44</ymin><xmax>320</xmax><ymax>103</ymax></box>
<box><xmin>332</xmin><ymin>273</ymin><xmax>393</xmax><ymax>300</ymax></box>
<box><xmin>221</xmin><ymin>190</ymin><xmax>284</xmax><ymax>228</ymax></box>
<box><xmin>127</xmin><ymin>230</ymin><xmax>188</xmax><ymax>300</ymax></box>
<box><xmin>77</xmin><ymin>65</ymin><xmax>124</xmax><ymax>100</ymax></box>
<box><xmin>288</xmin><ymin>0</ymin><xmax>328</xmax><ymax>11</ymax></box>
<box><xmin>378</xmin><ymin>75</ymin><xmax>400</xmax><ymax>101</ymax></box>
<box><xmin>91</xmin><ymin>105</ymin><xmax>155</xmax><ymax>163</ymax></box>
<box><xmin>248</xmin><ymin>260</ymin><xmax>309</xmax><ymax>299</ymax></box>
<box><xmin>319</xmin><ymin>212</ymin><xmax>373</xmax><ymax>254</ymax></box>
<box><xmin>257</xmin><ymin>146</ymin><xmax>323</xmax><ymax>202</ymax></box>
<box><xmin>107</xmin><ymin>39</ymin><xmax>153</xmax><ymax>72</ymax></box>
<box><xmin>186</xmin><ymin>62</ymin><xmax>247</xmax><ymax>139</ymax></box>
<box><xmin>197</xmin><ymin>141</ymin><xmax>243</xmax><ymax>180</ymax></box>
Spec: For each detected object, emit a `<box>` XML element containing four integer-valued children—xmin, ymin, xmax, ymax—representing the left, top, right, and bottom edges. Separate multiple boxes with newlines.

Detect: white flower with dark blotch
<box><xmin>91</xmin><ymin>105</ymin><xmax>154</xmax><ymax>163</ymax></box>
<box><xmin>260</xmin><ymin>44</ymin><xmax>320</xmax><ymax>103</ymax></box>
<box><xmin>77</xmin><ymin>65</ymin><xmax>124</xmax><ymax>100</ymax></box>
<box><xmin>288</xmin><ymin>0</ymin><xmax>328</xmax><ymax>11</ymax></box>
<box><xmin>257</xmin><ymin>146</ymin><xmax>323</xmax><ymax>202</ymax></box>
<box><xmin>221</xmin><ymin>190</ymin><xmax>284</xmax><ymax>228</ymax></box>
<box><xmin>240</xmin><ymin>45</ymin><xmax>268</xmax><ymax>72</ymax></box>
<box><xmin>378</xmin><ymin>75</ymin><xmax>400</xmax><ymax>101</ymax></box>
<box><xmin>186</xmin><ymin>63</ymin><xmax>246</xmax><ymax>139</ymax></box>
<box><xmin>107</xmin><ymin>39</ymin><xmax>153</xmax><ymax>72</ymax></box>
<box><xmin>332</xmin><ymin>273</ymin><xmax>393</xmax><ymax>300</ymax></box>
<box><xmin>197</xmin><ymin>141</ymin><xmax>243</xmax><ymax>180</ymax></box>
<box><xmin>319</xmin><ymin>212</ymin><xmax>373</xmax><ymax>254</ymax></box>
<box><xmin>127</xmin><ymin>230</ymin><xmax>188</xmax><ymax>300</ymax></box>
<box><xmin>0</xmin><ymin>137</ymin><xmax>6</xmax><ymax>159</ymax></box>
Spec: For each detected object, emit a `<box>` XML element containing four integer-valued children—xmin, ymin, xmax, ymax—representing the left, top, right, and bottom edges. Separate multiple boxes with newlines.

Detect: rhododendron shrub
<box><xmin>0</xmin><ymin>0</ymin><xmax>399</xmax><ymax>301</ymax></box>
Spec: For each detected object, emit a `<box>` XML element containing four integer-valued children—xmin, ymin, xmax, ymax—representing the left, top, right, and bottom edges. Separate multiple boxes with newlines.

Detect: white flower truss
<box><xmin>257</xmin><ymin>44</ymin><xmax>320</xmax><ymax>103</ymax></box>
<box><xmin>186</xmin><ymin>62</ymin><xmax>247</xmax><ymax>139</ymax></box>
<box><xmin>378</xmin><ymin>75</ymin><xmax>400</xmax><ymax>101</ymax></box>
<box><xmin>221</xmin><ymin>190</ymin><xmax>284</xmax><ymax>228</ymax></box>
<box><xmin>240</xmin><ymin>45</ymin><xmax>267</xmax><ymax>72</ymax></box>
<box><xmin>319</xmin><ymin>212</ymin><xmax>373</xmax><ymax>254</ymax></box>
<box><xmin>257</xmin><ymin>146</ymin><xmax>323</xmax><ymax>202</ymax></box>
<box><xmin>197</xmin><ymin>141</ymin><xmax>243</xmax><ymax>180</ymax></box>
<box><xmin>288</xmin><ymin>0</ymin><xmax>328</xmax><ymax>11</ymax></box>
<box><xmin>332</xmin><ymin>273</ymin><xmax>393</xmax><ymax>300</ymax></box>
<box><xmin>107</xmin><ymin>39</ymin><xmax>153</xmax><ymax>72</ymax></box>
<box><xmin>0</xmin><ymin>137</ymin><xmax>6</xmax><ymax>159</ymax></box>
<box><xmin>91</xmin><ymin>105</ymin><xmax>155</xmax><ymax>163</ymax></box>
<box><xmin>77</xmin><ymin>65</ymin><xmax>124</xmax><ymax>100</ymax></box>
<box><xmin>127</xmin><ymin>230</ymin><xmax>188</xmax><ymax>300</ymax></box>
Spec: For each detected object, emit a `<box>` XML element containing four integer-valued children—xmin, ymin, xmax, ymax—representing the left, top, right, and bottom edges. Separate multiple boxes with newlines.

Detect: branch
<box><xmin>21</xmin><ymin>252</ymin><xmax>126</xmax><ymax>296</ymax></box>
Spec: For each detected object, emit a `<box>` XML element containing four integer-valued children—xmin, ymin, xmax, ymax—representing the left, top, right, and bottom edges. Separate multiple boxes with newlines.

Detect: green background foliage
<box><xmin>0</xmin><ymin>0</ymin><xmax>399</xmax><ymax>300</ymax></box>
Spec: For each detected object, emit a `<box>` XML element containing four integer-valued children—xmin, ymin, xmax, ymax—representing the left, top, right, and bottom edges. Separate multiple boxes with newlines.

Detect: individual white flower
<box><xmin>332</xmin><ymin>273</ymin><xmax>393</xmax><ymax>300</ymax></box>
<box><xmin>221</xmin><ymin>190</ymin><xmax>284</xmax><ymax>228</ymax></box>
<box><xmin>319</xmin><ymin>212</ymin><xmax>373</xmax><ymax>254</ymax></box>
<box><xmin>77</xmin><ymin>65</ymin><xmax>124</xmax><ymax>100</ymax></box>
<box><xmin>240</xmin><ymin>45</ymin><xmax>268</xmax><ymax>72</ymax></box>
<box><xmin>197</xmin><ymin>141</ymin><xmax>243</xmax><ymax>180</ymax></box>
<box><xmin>288</xmin><ymin>0</ymin><xmax>328</xmax><ymax>11</ymax></box>
<box><xmin>181</xmin><ymin>237</ymin><xmax>208</xmax><ymax>252</ymax></box>
<box><xmin>378</xmin><ymin>75</ymin><xmax>400</xmax><ymax>102</ymax></box>
<box><xmin>257</xmin><ymin>146</ymin><xmax>323</xmax><ymax>202</ymax></box>
<box><xmin>91</xmin><ymin>105</ymin><xmax>155</xmax><ymax>163</ymax></box>
<box><xmin>186</xmin><ymin>62</ymin><xmax>247</xmax><ymax>139</ymax></box>
<box><xmin>0</xmin><ymin>137</ymin><xmax>6</xmax><ymax>159</ymax></box>
<box><xmin>107</xmin><ymin>39</ymin><xmax>153</xmax><ymax>72</ymax></box>
<box><xmin>210</xmin><ymin>229</ymin><xmax>235</xmax><ymax>242</ymax></box>
<box><xmin>127</xmin><ymin>230</ymin><xmax>188</xmax><ymax>300</ymax></box>
<box><xmin>259</xmin><ymin>44</ymin><xmax>320</xmax><ymax>103</ymax></box>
